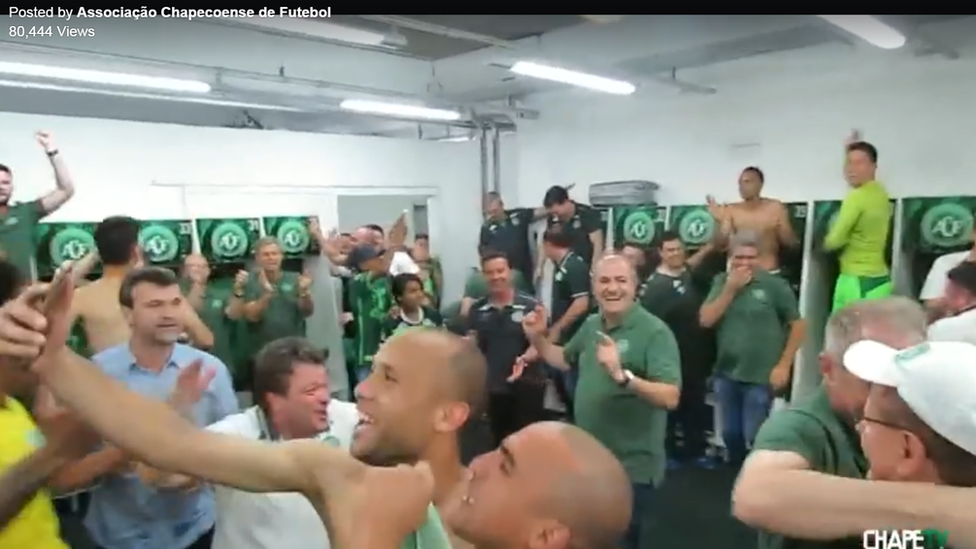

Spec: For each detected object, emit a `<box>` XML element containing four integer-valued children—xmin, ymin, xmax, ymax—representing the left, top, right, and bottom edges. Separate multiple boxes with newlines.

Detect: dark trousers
<box><xmin>53</xmin><ymin>492</ymin><xmax>95</xmax><ymax>549</ymax></box>
<box><xmin>621</xmin><ymin>482</ymin><xmax>655</xmax><ymax>549</ymax></box>
<box><xmin>487</xmin><ymin>382</ymin><xmax>546</xmax><ymax>446</ymax></box>
<box><xmin>665</xmin><ymin>368</ymin><xmax>710</xmax><ymax>459</ymax></box>
<box><xmin>96</xmin><ymin>527</ymin><xmax>213</xmax><ymax>549</ymax></box>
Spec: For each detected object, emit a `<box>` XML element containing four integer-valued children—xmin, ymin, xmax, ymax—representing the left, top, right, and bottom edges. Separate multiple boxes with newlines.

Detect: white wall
<box><xmin>0</xmin><ymin>113</ymin><xmax>481</xmax><ymax>299</ymax></box>
<box><xmin>514</xmin><ymin>51</ymin><xmax>976</xmax><ymax>205</ymax></box>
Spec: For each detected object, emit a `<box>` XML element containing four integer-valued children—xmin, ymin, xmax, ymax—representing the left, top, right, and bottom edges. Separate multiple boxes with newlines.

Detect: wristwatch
<box><xmin>46</xmin><ymin>149</ymin><xmax>59</xmax><ymax>157</ymax></box>
<box><xmin>617</xmin><ymin>369</ymin><xmax>635</xmax><ymax>388</ymax></box>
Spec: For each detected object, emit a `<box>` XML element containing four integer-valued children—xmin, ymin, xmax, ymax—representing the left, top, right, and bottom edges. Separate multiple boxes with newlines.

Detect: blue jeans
<box><xmin>713</xmin><ymin>375</ymin><xmax>773</xmax><ymax>465</ymax></box>
<box><xmin>621</xmin><ymin>482</ymin><xmax>654</xmax><ymax>549</ymax></box>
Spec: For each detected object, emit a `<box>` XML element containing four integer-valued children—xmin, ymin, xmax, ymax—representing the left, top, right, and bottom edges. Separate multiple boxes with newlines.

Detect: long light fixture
<box><xmin>0</xmin><ymin>79</ymin><xmax>303</xmax><ymax>112</ymax></box>
<box><xmin>219</xmin><ymin>18</ymin><xmax>404</xmax><ymax>48</ymax></box>
<box><xmin>816</xmin><ymin>15</ymin><xmax>906</xmax><ymax>49</ymax></box>
<box><xmin>0</xmin><ymin>61</ymin><xmax>211</xmax><ymax>93</ymax></box>
<box><xmin>339</xmin><ymin>99</ymin><xmax>461</xmax><ymax>121</ymax></box>
<box><xmin>510</xmin><ymin>61</ymin><xmax>636</xmax><ymax>95</ymax></box>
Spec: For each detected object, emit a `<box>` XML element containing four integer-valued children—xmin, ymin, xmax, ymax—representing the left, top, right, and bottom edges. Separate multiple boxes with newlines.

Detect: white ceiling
<box><xmin>0</xmin><ymin>15</ymin><xmax>973</xmax><ymax>138</ymax></box>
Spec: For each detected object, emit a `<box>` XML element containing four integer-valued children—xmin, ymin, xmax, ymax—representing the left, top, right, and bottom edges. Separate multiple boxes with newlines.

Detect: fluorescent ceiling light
<box><xmin>437</xmin><ymin>135</ymin><xmax>472</xmax><ymax>142</ymax></box>
<box><xmin>0</xmin><ymin>79</ymin><xmax>303</xmax><ymax>111</ymax></box>
<box><xmin>510</xmin><ymin>61</ymin><xmax>635</xmax><ymax>95</ymax></box>
<box><xmin>339</xmin><ymin>99</ymin><xmax>461</xmax><ymax>121</ymax></box>
<box><xmin>817</xmin><ymin>15</ymin><xmax>906</xmax><ymax>49</ymax></box>
<box><xmin>220</xmin><ymin>18</ymin><xmax>402</xmax><ymax>48</ymax></box>
<box><xmin>0</xmin><ymin>61</ymin><xmax>210</xmax><ymax>93</ymax></box>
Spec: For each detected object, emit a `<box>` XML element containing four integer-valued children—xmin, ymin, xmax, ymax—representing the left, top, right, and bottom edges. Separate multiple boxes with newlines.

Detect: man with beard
<box><xmin>733</xmin><ymin>297</ymin><xmax>927</xmax><ymax>549</ymax></box>
<box><xmin>0</xmin><ymin>266</ymin><xmax>638</xmax><ymax>549</ymax></box>
<box><xmin>0</xmin><ymin>131</ymin><xmax>76</xmax><ymax>277</ymax></box>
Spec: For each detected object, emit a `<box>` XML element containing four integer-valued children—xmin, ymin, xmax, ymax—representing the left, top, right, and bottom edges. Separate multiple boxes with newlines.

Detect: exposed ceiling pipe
<box><xmin>0</xmin><ymin>39</ymin><xmax>530</xmax><ymax>121</ymax></box>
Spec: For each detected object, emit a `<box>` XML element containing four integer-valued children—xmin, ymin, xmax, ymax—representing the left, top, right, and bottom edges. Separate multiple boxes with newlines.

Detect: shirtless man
<box><xmin>707</xmin><ymin>166</ymin><xmax>799</xmax><ymax>273</ymax></box>
<box><xmin>0</xmin><ymin>271</ymin><xmax>639</xmax><ymax>549</ymax></box>
<box><xmin>70</xmin><ymin>216</ymin><xmax>212</xmax><ymax>353</ymax></box>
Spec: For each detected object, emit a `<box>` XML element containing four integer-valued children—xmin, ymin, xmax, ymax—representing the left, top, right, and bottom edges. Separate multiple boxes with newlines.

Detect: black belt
<box><xmin>52</xmin><ymin>490</ymin><xmax>92</xmax><ymax>517</ymax></box>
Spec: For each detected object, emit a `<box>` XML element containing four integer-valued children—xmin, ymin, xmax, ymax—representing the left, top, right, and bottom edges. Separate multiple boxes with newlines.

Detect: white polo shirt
<box><xmin>928</xmin><ymin>307</ymin><xmax>976</xmax><ymax>345</ymax></box>
<box><xmin>207</xmin><ymin>400</ymin><xmax>359</xmax><ymax>549</ymax></box>
<box><xmin>920</xmin><ymin>250</ymin><xmax>971</xmax><ymax>300</ymax></box>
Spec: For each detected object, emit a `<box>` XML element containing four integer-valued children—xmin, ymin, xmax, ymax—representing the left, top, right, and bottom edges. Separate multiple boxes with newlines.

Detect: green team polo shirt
<box><xmin>752</xmin><ymin>386</ymin><xmax>868</xmax><ymax>549</ymax></box>
<box><xmin>824</xmin><ymin>180</ymin><xmax>891</xmax><ymax>277</ymax></box>
<box><xmin>563</xmin><ymin>304</ymin><xmax>682</xmax><ymax>485</ymax></box>
<box><xmin>400</xmin><ymin>505</ymin><xmax>453</xmax><ymax>549</ymax></box>
<box><xmin>348</xmin><ymin>272</ymin><xmax>392</xmax><ymax>366</ymax></box>
<box><xmin>705</xmin><ymin>271</ymin><xmax>799</xmax><ymax>385</ymax></box>
<box><xmin>243</xmin><ymin>271</ymin><xmax>306</xmax><ymax>350</ymax></box>
<box><xmin>0</xmin><ymin>201</ymin><xmax>42</xmax><ymax>277</ymax></box>
<box><xmin>181</xmin><ymin>280</ymin><xmax>235</xmax><ymax>372</ymax></box>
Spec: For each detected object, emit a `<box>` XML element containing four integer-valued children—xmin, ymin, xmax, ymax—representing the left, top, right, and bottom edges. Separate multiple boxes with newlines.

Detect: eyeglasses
<box><xmin>860</xmin><ymin>415</ymin><xmax>909</xmax><ymax>432</ymax></box>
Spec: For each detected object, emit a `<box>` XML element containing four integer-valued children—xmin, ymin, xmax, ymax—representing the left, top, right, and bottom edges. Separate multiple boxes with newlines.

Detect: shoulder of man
<box><xmin>207</xmin><ymin>407</ymin><xmax>259</xmax><ymax>436</ymax></box>
<box><xmin>751</xmin><ymin>405</ymin><xmax>830</xmax><ymax>460</ymax></box>
<box><xmin>91</xmin><ymin>344</ymin><xmax>131</xmax><ymax>371</ymax></box>
<box><xmin>468</xmin><ymin>296</ymin><xmax>492</xmax><ymax>313</ymax></box>
<box><xmin>327</xmin><ymin>399</ymin><xmax>360</xmax><ymax>434</ymax></box>
<box><xmin>513</xmin><ymin>292</ymin><xmax>539</xmax><ymax>307</ymax></box>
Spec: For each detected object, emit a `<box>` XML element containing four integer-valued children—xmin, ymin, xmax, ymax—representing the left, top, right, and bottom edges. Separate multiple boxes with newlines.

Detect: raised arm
<box><xmin>35</xmin><ymin>132</ymin><xmax>76</xmax><ymax>216</ymax></box>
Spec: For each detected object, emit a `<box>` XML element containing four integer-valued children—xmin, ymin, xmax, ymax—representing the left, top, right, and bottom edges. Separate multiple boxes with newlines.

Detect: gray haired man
<box><xmin>699</xmin><ymin>230</ymin><xmax>806</xmax><ymax>465</ymax></box>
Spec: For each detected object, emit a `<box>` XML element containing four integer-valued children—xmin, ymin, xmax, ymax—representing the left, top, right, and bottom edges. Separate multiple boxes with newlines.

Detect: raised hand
<box><xmin>35</xmin><ymin>131</ymin><xmax>56</xmax><ymax>153</ymax></box>
<box><xmin>170</xmin><ymin>359</ymin><xmax>215</xmax><ymax>410</ymax></box>
<box><xmin>595</xmin><ymin>331</ymin><xmax>624</xmax><ymax>382</ymax></box>
<box><xmin>726</xmin><ymin>267</ymin><xmax>753</xmax><ymax>291</ymax></box>
<box><xmin>297</xmin><ymin>269</ymin><xmax>313</xmax><ymax>294</ymax></box>
<box><xmin>521</xmin><ymin>306</ymin><xmax>548</xmax><ymax>339</ymax></box>
<box><xmin>257</xmin><ymin>270</ymin><xmax>274</xmax><ymax>294</ymax></box>
<box><xmin>233</xmin><ymin>270</ymin><xmax>249</xmax><ymax>293</ymax></box>
<box><xmin>0</xmin><ymin>283</ymin><xmax>49</xmax><ymax>360</ymax></box>
<box><xmin>387</xmin><ymin>213</ymin><xmax>409</xmax><ymax>250</ymax></box>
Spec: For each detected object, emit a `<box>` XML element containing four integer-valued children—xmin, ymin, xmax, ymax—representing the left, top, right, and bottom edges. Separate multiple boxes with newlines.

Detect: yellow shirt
<box><xmin>0</xmin><ymin>397</ymin><xmax>67</xmax><ymax>549</ymax></box>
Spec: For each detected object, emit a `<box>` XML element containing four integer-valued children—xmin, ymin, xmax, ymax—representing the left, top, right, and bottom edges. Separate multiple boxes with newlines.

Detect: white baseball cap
<box><xmin>844</xmin><ymin>340</ymin><xmax>976</xmax><ymax>455</ymax></box>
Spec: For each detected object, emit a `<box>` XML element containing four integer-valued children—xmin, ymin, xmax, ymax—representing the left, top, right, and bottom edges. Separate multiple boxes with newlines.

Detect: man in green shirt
<box><xmin>700</xmin><ymin>230</ymin><xmax>806</xmax><ymax>466</ymax></box>
<box><xmin>346</xmin><ymin>244</ymin><xmax>392</xmax><ymax>383</ymax></box>
<box><xmin>480</xmin><ymin>192</ymin><xmax>547</xmax><ymax>288</ymax></box>
<box><xmin>181</xmin><ymin>254</ymin><xmax>246</xmax><ymax>385</ymax></box>
<box><xmin>0</xmin><ymin>131</ymin><xmax>76</xmax><ymax>277</ymax></box>
<box><xmin>524</xmin><ymin>254</ymin><xmax>681</xmax><ymax>549</ymax></box>
<box><xmin>825</xmin><ymin>134</ymin><xmax>893</xmax><ymax>311</ymax></box>
<box><xmin>243</xmin><ymin>237</ymin><xmax>314</xmax><ymax>363</ymax></box>
<box><xmin>9</xmin><ymin>279</ymin><xmax>639</xmax><ymax>549</ymax></box>
<box><xmin>640</xmin><ymin>231</ymin><xmax>717</xmax><ymax>468</ymax></box>
<box><xmin>538</xmin><ymin>185</ymin><xmax>604</xmax><ymax>280</ymax></box>
<box><xmin>733</xmin><ymin>297</ymin><xmax>927</xmax><ymax>549</ymax></box>
<box><xmin>542</xmin><ymin>227</ymin><xmax>591</xmax><ymax>411</ymax></box>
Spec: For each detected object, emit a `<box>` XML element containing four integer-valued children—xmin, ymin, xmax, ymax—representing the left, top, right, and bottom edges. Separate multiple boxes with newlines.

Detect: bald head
<box><xmin>455</xmin><ymin>421</ymin><xmax>631</xmax><ymax>549</ymax></box>
<box><xmin>549</xmin><ymin>423</ymin><xmax>632</xmax><ymax>548</ymax></box>
<box><xmin>397</xmin><ymin>328</ymin><xmax>487</xmax><ymax>416</ymax></box>
<box><xmin>352</xmin><ymin>329</ymin><xmax>487</xmax><ymax>465</ymax></box>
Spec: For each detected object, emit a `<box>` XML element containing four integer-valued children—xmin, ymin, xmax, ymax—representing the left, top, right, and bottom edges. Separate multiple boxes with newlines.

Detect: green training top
<box><xmin>399</xmin><ymin>504</ymin><xmax>453</xmax><ymax>549</ymax></box>
<box><xmin>823</xmin><ymin>181</ymin><xmax>891</xmax><ymax>277</ymax></box>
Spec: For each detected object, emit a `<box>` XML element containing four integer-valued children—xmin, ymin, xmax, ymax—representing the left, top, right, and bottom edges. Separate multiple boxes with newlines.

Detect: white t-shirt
<box><xmin>927</xmin><ymin>308</ymin><xmax>976</xmax><ymax>345</ymax></box>
<box><xmin>920</xmin><ymin>250</ymin><xmax>971</xmax><ymax>300</ymax></box>
<box><xmin>207</xmin><ymin>400</ymin><xmax>359</xmax><ymax>549</ymax></box>
<box><xmin>389</xmin><ymin>250</ymin><xmax>421</xmax><ymax>276</ymax></box>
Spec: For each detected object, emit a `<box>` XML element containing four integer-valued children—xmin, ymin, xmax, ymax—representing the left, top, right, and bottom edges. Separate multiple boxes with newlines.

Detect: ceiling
<box><xmin>341</xmin><ymin>15</ymin><xmax>585</xmax><ymax>60</ymax></box>
<box><xmin>0</xmin><ymin>15</ymin><xmax>972</xmax><ymax>138</ymax></box>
